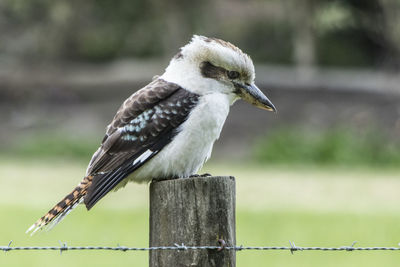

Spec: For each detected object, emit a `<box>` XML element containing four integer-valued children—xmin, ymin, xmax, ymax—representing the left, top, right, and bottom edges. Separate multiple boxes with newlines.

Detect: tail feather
<box><xmin>26</xmin><ymin>175</ymin><xmax>93</xmax><ymax>235</ymax></box>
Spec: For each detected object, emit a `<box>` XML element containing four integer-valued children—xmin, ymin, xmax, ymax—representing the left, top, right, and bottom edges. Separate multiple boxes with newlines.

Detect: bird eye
<box><xmin>227</xmin><ymin>70</ymin><xmax>240</xmax><ymax>80</ymax></box>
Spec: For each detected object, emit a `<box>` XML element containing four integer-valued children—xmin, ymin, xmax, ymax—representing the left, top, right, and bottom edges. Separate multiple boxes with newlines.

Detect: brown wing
<box><xmin>87</xmin><ymin>79</ymin><xmax>179</xmax><ymax>174</ymax></box>
<box><xmin>84</xmin><ymin>79</ymin><xmax>199</xmax><ymax>209</ymax></box>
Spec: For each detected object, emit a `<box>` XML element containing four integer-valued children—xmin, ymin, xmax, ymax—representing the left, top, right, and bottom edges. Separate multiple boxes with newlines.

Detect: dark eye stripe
<box><xmin>200</xmin><ymin>61</ymin><xmax>227</xmax><ymax>80</ymax></box>
<box><xmin>227</xmin><ymin>70</ymin><xmax>240</xmax><ymax>79</ymax></box>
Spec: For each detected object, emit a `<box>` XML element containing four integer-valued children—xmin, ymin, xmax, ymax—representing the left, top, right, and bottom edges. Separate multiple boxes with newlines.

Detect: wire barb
<box><xmin>289</xmin><ymin>240</ymin><xmax>300</xmax><ymax>254</ymax></box>
<box><xmin>236</xmin><ymin>245</ymin><xmax>244</xmax><ymax>251</ymax></box>
<box><xmin>117</xmin><ymin>244</ymin><xmax>128</xmax><ymax>252</ymax></box>
<box><xmin>217</xmin><ymin>239</ymin><xmax>226</xmax><ymax>252</ymax></box>
<box><xmin>3</xmin><ymin>240</ymin><xmax>12</xmax><ymax>253</ymax></box>
<box><xmin>174</xmin><ymin>243</ymin><xmax>188</xmax><ymax>251</ymax></box>
<box><xmin>58</xmin><ymin>241</ymin><xmax>68</xmax><ymax>255</ymax></box>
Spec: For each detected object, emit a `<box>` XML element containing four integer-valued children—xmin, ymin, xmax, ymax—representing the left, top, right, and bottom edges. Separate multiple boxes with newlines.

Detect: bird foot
<box><xmin>151</xmin><ymin>176</ymin><xmax>179</xmax><ymax>182</ymax></box>
<box><xmin>189</xmin><ymin>173</ymin><xmax>212</xmax><ymax>178</ymax></box>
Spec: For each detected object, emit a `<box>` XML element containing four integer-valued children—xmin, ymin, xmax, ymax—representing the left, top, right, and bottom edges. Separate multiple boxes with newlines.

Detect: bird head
<box><xmin>162</xmin><ymin>35</ymin><xmax>276</xmax><ymax>112</ymax></box>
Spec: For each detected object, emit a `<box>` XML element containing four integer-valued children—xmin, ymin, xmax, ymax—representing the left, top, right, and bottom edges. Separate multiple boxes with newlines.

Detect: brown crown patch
<box><xmin>204</xmin><ymin>37</ymin><xmax>244</xmax><ymax>55</ymax></box>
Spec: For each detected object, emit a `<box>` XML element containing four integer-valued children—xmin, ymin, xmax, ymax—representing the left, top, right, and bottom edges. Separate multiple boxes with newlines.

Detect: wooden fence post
<box><xmin>149</xmin><ymin>176</ymin><xmax>236</xmax><ymax>267</ymax></box>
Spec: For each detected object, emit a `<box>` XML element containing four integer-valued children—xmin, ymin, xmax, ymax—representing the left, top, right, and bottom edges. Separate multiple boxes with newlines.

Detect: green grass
<box><xmin>237</xmin><ymin>211</ymin><xmax>400</xmax><ymax>267</ymax></box>
<box><xmin>1</xmin><ymin>160</ymin><xmax>400</xmax><ymax>266</ymax></box>
<box><xmin>254</xmin><ymin>127</ymin><xmax>400</xmax><ymax>167</ymax></box>
<box><xmin>0</xmin><ymin>206</ymin><xmax>149</xmax><ymax>267</ymax></box>
<box><xmin>2</xmin><ymin>206</ymin><xmax>400</xmax><ymax>267</ymax></box>
<box><xmin>5</xmin><ymin>127</ymin><xmax>400</xmax><ymax>168</ymax></box>
<box><xmin>4</xmin><ymin>134</ymin><xmax>100</xmax><ymax>161</ymax></box>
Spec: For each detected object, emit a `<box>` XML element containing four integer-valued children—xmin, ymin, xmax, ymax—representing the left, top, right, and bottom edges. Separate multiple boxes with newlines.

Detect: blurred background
<box><xmin>1</xmin><ymin>0</ymin><xmax>400</xmax><ymax>266</ymax></box>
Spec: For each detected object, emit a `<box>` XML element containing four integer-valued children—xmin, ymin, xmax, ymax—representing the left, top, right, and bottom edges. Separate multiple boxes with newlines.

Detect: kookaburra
<box><xmin>27</xmin><ymin>35</ymin><xmax>276</xmax><ymax>234</ymax></box>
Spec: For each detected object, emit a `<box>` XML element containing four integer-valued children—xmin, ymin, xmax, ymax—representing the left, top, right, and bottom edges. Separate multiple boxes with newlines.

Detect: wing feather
<box><xmin>84</xmin><ymin>79</ymin><xmax>199</xmax><ymax>209</ymax></box>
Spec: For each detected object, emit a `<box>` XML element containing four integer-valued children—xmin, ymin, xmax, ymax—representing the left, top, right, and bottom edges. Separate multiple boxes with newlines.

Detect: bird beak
<box><xmin>234</xmin><ymin>82</ymin><xmax>276</xmax><ymax>112</ymax></box>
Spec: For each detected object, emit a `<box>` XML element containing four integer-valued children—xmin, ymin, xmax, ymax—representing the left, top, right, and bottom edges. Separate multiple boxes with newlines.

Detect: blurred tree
<box><xmin>315</xmin><ymin>0</ymin><xmax>400</xmax><ymax>69</ymax></box>
<box><xmin>0</xmin><ymin>0</ymin><xmax>211</xmax><ymax>62</ymax></box>
<box><xmin>287</xmin><ymin>0</ymin><xmax>317</xmax><ymax>80</ymax></box>
<box><xmin>0</xmin><ymin>0</ymin><xmax>399</xmax><ymax>69</ymax></box>
<box><xmin>379</xmin><ymin>0</ymin><xmax>400</xmax><ymax>69</ymax></box>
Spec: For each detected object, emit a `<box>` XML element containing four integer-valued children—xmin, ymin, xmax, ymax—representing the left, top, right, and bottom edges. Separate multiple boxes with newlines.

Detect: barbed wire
<box><xmin>1</xmin><ymin>240</ymin><xmax>400</xmax><ymax>254</ymax></box>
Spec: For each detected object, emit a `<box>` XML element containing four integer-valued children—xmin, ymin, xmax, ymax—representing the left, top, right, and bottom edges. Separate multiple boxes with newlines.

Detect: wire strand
<box><xmin>2</xmin><ymin>240</ymin><xmax>400</xmax><ymax>254</ymax></box>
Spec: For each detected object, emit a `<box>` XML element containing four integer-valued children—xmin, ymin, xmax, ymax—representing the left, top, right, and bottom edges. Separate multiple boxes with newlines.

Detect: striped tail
<box><xmin>26</xmin><ymin>175</ymin><xmax>93</xmax><ymax>235</ymax></box>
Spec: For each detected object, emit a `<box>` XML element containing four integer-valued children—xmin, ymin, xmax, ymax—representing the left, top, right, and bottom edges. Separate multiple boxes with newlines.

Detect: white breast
<box><xmin>131</xmin><ymin>92</ymin><xmax>231</xmax><ymax>183</ymax></box>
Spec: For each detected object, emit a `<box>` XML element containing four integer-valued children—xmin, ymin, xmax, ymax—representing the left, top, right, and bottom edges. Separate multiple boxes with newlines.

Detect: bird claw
<box><xmin>189</xmin><ymin>173</ymin><xmax>212</xmax><ymax>178</ymax></box>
